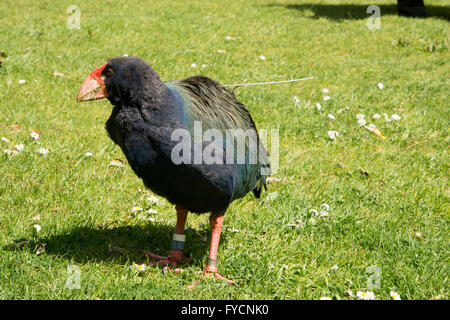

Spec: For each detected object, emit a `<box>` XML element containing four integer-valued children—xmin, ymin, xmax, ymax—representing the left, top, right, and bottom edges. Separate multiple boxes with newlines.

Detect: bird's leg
<box><xmin>188</xmin><ymin>213</ymin><xmax>235</xmax><ymax>289</ymax></box>
<box><xmin>144</xmin><ymin>205</ymin><xmax>190</xmax><ymax>272</ymax></box>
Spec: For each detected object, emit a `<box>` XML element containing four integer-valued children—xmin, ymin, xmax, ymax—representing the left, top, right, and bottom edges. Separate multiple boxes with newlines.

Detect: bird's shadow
<box><xmin>6</xmin><ymin>223</ymin><xmax>218</xmax><ymax>268</ymax></box>
<box><xmin>264</xmin><ymin>3</ymin><xmax>449</xmax><ymax>21</ymax></box>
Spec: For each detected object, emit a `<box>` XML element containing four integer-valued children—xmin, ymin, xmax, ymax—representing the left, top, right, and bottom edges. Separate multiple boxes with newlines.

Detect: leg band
<box><xmin>171</xmin><ymin>234</ymin><xmax>185</xmax><ymax>251</ymax></box>
<box><xmin>206</xmin><ymin>257</ymin><xmax>218</xmax><ymax>268</ymax></box>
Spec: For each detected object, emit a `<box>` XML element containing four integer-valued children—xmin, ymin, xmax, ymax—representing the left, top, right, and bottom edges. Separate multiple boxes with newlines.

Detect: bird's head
<box><xmin>77</xmin><ymin>56</ymin><xmax>162</xmax><ymax>105</ymax></box>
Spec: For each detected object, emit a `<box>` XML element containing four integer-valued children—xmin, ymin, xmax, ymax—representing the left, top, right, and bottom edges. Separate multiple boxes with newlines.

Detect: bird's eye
<box><xmin>103</xmin><ymin>68</ymin><xmax>114</xmax><ymax>77</ymax></box>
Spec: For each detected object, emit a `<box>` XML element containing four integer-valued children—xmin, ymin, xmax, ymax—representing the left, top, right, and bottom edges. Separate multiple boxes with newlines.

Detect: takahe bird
<box><xmin>77</xmin><ymin>56</ymin><xmax>270</xmax><ymax>286</ymax></box>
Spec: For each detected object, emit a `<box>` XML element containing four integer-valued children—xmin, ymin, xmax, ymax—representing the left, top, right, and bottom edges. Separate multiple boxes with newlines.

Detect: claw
<box><xmin>188</xmin><ymin>270</ymin><xmax>236</xmax><ymax>289</ymax></box>
<box><xmin>143</xmin><ymin>250</ymin><xmax>190</xmax><ymax>273</ymax></box>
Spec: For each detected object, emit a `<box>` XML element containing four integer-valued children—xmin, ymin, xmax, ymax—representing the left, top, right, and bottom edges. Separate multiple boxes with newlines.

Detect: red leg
<box><xmin>144</xmin><ymin>205</ymin><xmax>189</xmax><ymax>272</ymax></box>
<box><xmin>188</xmin><ymin>213</ymin><xmax>235</xmax><ymax>289</ymax></box>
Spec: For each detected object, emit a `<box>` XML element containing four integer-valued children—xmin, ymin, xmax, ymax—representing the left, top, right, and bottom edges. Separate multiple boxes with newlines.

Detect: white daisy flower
<box><xmin>259</xmin><ymin>55</ymin><xmax>266</xmax><ymax>61</ymax></box>
<box><xmin>190</xmin><ymin>63</ymin><xmax>197</xmax><ymax>68</ymax></box>
<box><xmin>225</xmin><ymin>36</ymin><xmax>234</xmax><ymax>41</ymax></box>
<box><xmin>14</xmin><ymin>144</ymin><xmax>24</xmax><ymax>151</ymax></box>
<box><xmin>201</xmin><ymin>64</ymin><xmax>208</xmax><ymax>68</ymax></box>
<box><xmin>315</xmin><ymin>103</ymin><xmax>322</xmax><ymax>110</ymax></box>
<box><xmin>323</xmin><ymin>96</ymin><xmax>331</xmax><ymax>101</ymax></box>
<box><xmin>377</xmin><ymin>83</ymin><xmax>384</xmax><ymax>89</ymax></box>
<box><xmin>147</xmin><ymin>196</ymin><xmax>159</xmax><ymax>204</ymax></box>
<box><xmin>293</xmin><ymin>96</ymin><xmax>300</xmax><ymax>104</ymax></box>
<box><xmin>1</xmin><ymin>137</ymin><xmax>10</xmax><ymax>143</ymax></box>
<box><xmin>4</xmin><ymin>149</ymin><xmax>18</xmax><ymax>156</ymax></box>
<box><xmin>18</xmin><ymin>79</ymin><xmax>26</xmax><ymax>84</ymax></box>
<box><xmin>330</xmin><ymin>265</ymin><xmax>338</xmax><ymax>271</ymax></box>
<box><xmin>34</xmin><ymin>224</ymin><xmax>41</xmax><ymax>232</ymax></box>
<box><xmin>30</xmin><ymin>131</ymin><xmax>40</xmax><ymax>140</ymax></box>
<box><xmin>319</xmin><ymin>211</ymin><xmax>329</xmax><ymax>218</ymax></box>
<box><xmin>328</xmin><ymin>114</ymin><xmax>335</xmax><ymax>120</ymax></box>
<box><xmin>356</xmin><ymin>114</ymin><xmax>365</xmax><ymax>120</ymax></box>
<box><xmin>320</xmin><ymin>297</ymin><xmax>332</xmax><ymax>300</ymax></box>
<box><xmin>368</xmin><ymin>123</ymin><xmax>377</xmax><ymax>129</ymax></box>
<box><xmin>147</xmin><ymin>208</ymin><xmax>158</xmax><ymax>214</ymax></box>
<box><xmin>321</xmin><ymin>203</ymin><xmax>330</xmax><ymax>211</ymax></box>
<box><xmin>328</xmin><ymin>130</ymin><xmax>339</xmax><ymax>140</ymax></box>
<box><xmin>37</xmin><ymin>148</ymin><xmax>49</xmax><ymax>155</ymax></box>
<box><xmin>357</xmin><ymin>291</ymin><xmax>375</xmax><ymax>300</ymax></box>
<box><xmin>392</xmin><ymin>114</ymin><xmax>401</xmax><ymax>121</ymax></box>
<box><xmin>366</xmin><ymin>291</ymin><xmax>375</xmax><ymax>300</ymax></box>
<box><xmin>148</xmin><ymin>217</ymin><xmax>156</xmax><ymax>222</ymax></box>
<box><xmin>134</xmin><ymin>263</ymin><xmax>146</xmax><ymax>272</ymax></box>
<box><xmin>390</xmin><ymin>291</ymin><xmax>401</xmax><ymax>300</ymax></box>
<box><xmin>85</xmin><ymin>152</ymin><xmax>93</xmax><ymax>157</ymax></box>
<box><xmin>372</xmin><ymin>113</ymin><xmax>381</xmax><ymax>119</ymax></box>
<box><xmin>131</xmin><ymin>206</ymin><xmax>143</xmax><ymax>213</ymax></box>
<box><xmin>323</xmin><ymin>88</ymin><xmax>329</xmax><ymax>93</ymax></box>
<box><xmin>384</xmin><ymin>113</ymin><xmax>391</xmax><ymax>122</ymax></box>
<box><xmin>358</xmin><ymin>118</ymin><xmax>367</xmax><ymax>126</ymax></box>
<box><xmin>310</xmin><ymin>209</ymin><xmax>318</xmax><ymax>216</ymax></box>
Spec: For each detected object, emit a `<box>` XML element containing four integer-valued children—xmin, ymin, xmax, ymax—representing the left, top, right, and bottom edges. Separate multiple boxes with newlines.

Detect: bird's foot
<box><xmin>187</xmin><ymin>266</ymin><xmax>235</xmax><ymax>289</ymax></box>
<box><xmin>143</xmin><ymin>250</ymin><xmax>189</xmax><ymax>273</ymax></box>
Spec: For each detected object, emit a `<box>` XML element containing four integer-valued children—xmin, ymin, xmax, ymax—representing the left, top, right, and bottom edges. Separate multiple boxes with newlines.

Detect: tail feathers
<box><xmin>252</xmin><ymin>177</ymin><xmax>267</xmax><ymax>199</ymax></box>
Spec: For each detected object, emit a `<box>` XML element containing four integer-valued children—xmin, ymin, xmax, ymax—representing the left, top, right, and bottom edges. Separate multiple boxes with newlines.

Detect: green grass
<box><xmin>0</xmin><ymin>0</ymin><xmax>448</xmax><ymax>300</ymax></box>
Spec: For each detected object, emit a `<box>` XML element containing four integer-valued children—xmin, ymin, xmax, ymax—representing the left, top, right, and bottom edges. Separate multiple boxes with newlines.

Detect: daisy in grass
<box><xmin>34</xmin><ymin>224</ymin><xmax>41</xmax><ymax>232</ymax></box>
<box><xmin>358</xmin><ymin>118</ymin><xmax>367</xmax><ymax>126</ymax></box>
<box><xmin>4</xmin><ymin>149</ymin><xmax>18</xmax><ymax>156</ymax></box>
<box><xmin>259</xmin><ymin>55</ymin><xmax>266</xmax><ymax>61</ymax></box>
<box><xmin>392</xmin><ymin>114</ymin><xmax>401</xmax><ymax>121</ymax></box>
<box><xmin>134</xmin><ymin>264</ymin><xmax>146</xmax><ymax>272</ymax></box>
<box><xmin>323</xmin><ymin>96</ymin><xmax>331</xmax><ymax>101</ymax></box>
<box><xmin>328</xmin><ymin>130</ymin><xmax>339</xmax><ymax>140</ymax></box>
<box><xmin>320</xmin><ymin>211</ymin><xmax>329</xmax><ymax>218</ymax></box>
<box><xmin>19</xmin><ymin>79</ymin><xmax>26</xmax><ymax>84</ymax></box>
<box><xmin>372</xmin><ymin>113</ymin><xmax>381</xmax><ymax>119</ymax></box>
<box><xmin>316</xmin><ymin>103</ymin><xmax>322</xmax><ymax>110</ymax></box>
<box><xmin>228</xmin><ymin>228</ymin><xmax>240</xmax><ymax>233</ymax></box>
<box><xmin>330</xmin><ymin>265</ymin><xmax>338</xmax><ymax>271</ymax></box>
<box><xmin>377</xmin><ymin>83</ymin><xmax>384</xmax><ymax>89</ymax></box>
<box><xmin>328</xmin><ymin>114</ymin><xmax>335</xmax><ymax>120</ymax></box>
<box><xmin>356</xmin><ymin>114</ymin><xmax>365</xmax><ymax>120</ymax></box>
<box><xmin>14</xmin><ymin>144</ymin><xmax>24</xmax><ymax>151</ymax></box>
<box><xmin>357</xmin><ymin>291</ymin><xmax>375</xmax><ymax>300</ymax></box>
<box><xmin>147</xmin><ymin>196</ymin><xmax>159</xmax><ymax>204</ymax></box>
<box><xmin>190</xmin><ymin>63</ymin><xmax>197</xmax><ymax>68</ymax></box>
<box><xmin>390</xmin><ymin>291</ymin><xmax>401</xmax><ymax>300</ymax></box>
<box><xmin>148</xmin><ymin>217</ymin><xmax>156</xmax><ymax>222</ymax></box>
<box><xmin>321</xmin><ymin>203</ymin><xmax>330</xmax><ymax>211</ymax></box>
<box><xmin>30</xmin><ymin>131</ymin><xmax>40</xmax><ymax>140</ymax></box>
<box><xmin>37</xmin><ymin>148</ymin><xmax>49</xmax><ymax>155</ymax></box>
<box><xmin>147</xmin><ymin>208</ymin><xmax>158</xmax><ymax>214</ymax></box>
<box><xmin>320</xmin><ymin>297</ymin><xmax>332</xmax><ymax>300</ymax></box>
<box><xmin>323</xmin><ymin>88</ymin><xmax>329</xmax><ymax>93</ymax></box>
<box><xmin>1</xmin><ymin>137</ymin><xmax>10</xmax><ymax>143</ymax></box>
<box><xmin>131</xmin><ymin>206</ymin><xmax>143</xmax><ymax>213</ymax></box>
<box><xmin>293</xmin><ymin>96</ymin><xmax>300</xmax><ymax>104</ymax></box>
<box><xmin>85</xmin><ymin>152</ymin><xmax>93</xmax><ymax>157</ymax></box>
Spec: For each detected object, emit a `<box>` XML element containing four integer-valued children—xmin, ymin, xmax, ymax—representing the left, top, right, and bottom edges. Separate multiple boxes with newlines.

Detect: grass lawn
<box><xmin>0</xmin><ymin>0</ymin><xmax>448</xmax><ymax>300</ymax></box>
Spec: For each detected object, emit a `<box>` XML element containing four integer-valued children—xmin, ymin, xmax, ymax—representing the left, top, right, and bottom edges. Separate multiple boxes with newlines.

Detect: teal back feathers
<box><xmin>167</xmin><ymin>76</ymin><xmax>270</xmax><ymax>200</ymax></box>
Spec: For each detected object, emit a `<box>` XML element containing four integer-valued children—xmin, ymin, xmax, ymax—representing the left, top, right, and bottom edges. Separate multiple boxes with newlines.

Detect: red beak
<box><xmin>77</xmin><ymin>63</ymin><xmax>109</xmax><ymax>102</ymax></box>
